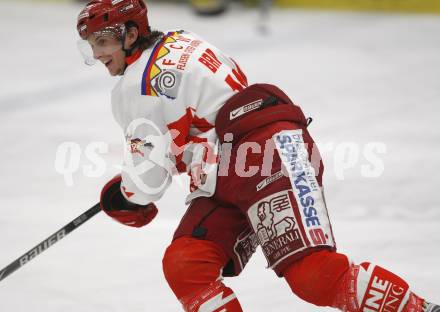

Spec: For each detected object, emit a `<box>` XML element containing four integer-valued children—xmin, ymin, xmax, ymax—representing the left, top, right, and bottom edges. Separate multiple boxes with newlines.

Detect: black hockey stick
<box><xmin>0</xmin><ymin>203</ymin><xmax>101</xmax><ymax>282</ymax></box>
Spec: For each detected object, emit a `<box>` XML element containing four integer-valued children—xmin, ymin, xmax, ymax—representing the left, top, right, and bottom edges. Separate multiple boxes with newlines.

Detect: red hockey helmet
<box><xmin>77</xmin><ymin>0</ymin><xmax>150</xmax><ymax>40</ymax></box>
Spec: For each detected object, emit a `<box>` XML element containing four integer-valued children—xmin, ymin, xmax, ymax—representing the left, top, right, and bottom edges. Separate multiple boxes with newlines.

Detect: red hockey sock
<box><xmin>283</xmin><ymin>250</ymin><xmax>427</xmax><ymax>312</ymax></box>
<box><xmin>284</xmin><ymin>249</ymin><xmax>350</xmax><ymax>306</ymax></box>
<box><xmin>402</xmin><ymin>292</ymin><xmax>425</xmax><ymax>312</ymax></box>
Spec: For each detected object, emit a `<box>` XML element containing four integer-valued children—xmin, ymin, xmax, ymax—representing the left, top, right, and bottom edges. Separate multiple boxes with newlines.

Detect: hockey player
<box><xmin>77</xmin><ymin>1</ymin><xmax>438</xmax><ymax>311</ymax></box>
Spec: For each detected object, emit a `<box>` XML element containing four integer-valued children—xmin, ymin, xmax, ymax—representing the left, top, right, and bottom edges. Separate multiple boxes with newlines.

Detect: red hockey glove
<box><xmin>100</xmin><ymin>175</ymin><xmax>158</xmax><ymax>228</ymax></box>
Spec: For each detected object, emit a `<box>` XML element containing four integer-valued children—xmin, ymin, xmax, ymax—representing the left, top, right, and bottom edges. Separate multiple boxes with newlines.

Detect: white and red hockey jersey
<box><xmin>111</xmin><ymin>30</ymin><xmax>248</xmax><ymax>205</ymax></box>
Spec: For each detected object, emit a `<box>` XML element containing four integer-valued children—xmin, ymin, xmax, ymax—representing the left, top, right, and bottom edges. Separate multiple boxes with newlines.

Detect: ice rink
<box><xmin>0</xmin><ymin>1</ymin><xmax>439</xmax><ymax>311</ymax></box>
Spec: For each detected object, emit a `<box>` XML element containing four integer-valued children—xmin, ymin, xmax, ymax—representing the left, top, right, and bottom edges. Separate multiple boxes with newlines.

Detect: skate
<box><xmin>424</xmin><ymin>302</ymin><xmax>440</xmax><ymax>312</ymax></box>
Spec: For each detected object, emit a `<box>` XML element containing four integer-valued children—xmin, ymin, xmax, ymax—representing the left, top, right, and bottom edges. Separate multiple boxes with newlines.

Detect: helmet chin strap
<box><xmin>119</xmin><ymin>24</ymin><xmax>140</xmax><ymax>74</ymax></box>
<box><xmin>121</xmin><ymin>27</ymin><xmax>135</xmax><ymax>56</ymax></box>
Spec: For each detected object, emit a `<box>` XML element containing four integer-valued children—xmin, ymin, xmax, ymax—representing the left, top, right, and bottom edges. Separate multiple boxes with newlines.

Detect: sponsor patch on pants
<box><xmin>273</xmin><ymin>129</ymin><xmax>335</xmax><ymax>249</ymax></box>
<box><xmin>247</xmin><ymin>190</ymin><xmax>307</xmax><ymax>268</ymax></box>
<box><xmin>233</xmin><ymin>229</ymin><xmax>259</xmax><ymax>272</ymax></box>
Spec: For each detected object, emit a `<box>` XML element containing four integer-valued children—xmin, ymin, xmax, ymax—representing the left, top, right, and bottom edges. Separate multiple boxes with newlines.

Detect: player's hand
<box><xmin>100</xmin><ymin>175</ymin><xmax>158</xmax><ymax>227</ymax></box>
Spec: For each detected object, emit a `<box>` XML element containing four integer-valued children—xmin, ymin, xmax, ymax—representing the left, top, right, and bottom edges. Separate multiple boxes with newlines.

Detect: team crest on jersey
<box><xmin>142</xmin><ymin>32</ymin><xmax>182</xmax><ymax>99</ymax></box>
<box><xmin>126</xmin><ymin>134</ymin><xmax>150</xmax><ymax>157</ymax></box>
<box><xmin>153</xmin><ymin>69</ymin><xmax>182</xmax><ymax>99</ymax></box>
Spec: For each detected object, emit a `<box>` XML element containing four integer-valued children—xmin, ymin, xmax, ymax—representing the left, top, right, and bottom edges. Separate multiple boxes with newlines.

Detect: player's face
<box><xmin>87</xmin><ymin>34</ymin><xmax>125</xmax><ymax>76</ymax></box>
<box><xmin>78</xmin><ymin>25</ymin><xmax>139</xmax><ymax>76</ymax></box>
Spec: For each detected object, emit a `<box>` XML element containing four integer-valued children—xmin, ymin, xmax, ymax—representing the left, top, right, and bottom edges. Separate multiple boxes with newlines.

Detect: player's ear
<box><xmin>124</xmin><ymin>26</ymin><xmax>139</xmax><ymax>50</ymax></box>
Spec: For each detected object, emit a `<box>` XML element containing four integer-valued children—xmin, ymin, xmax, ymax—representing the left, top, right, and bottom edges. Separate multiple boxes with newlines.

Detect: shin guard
<box><xmin>332</xmin><ymin>262</ymin><xmax>426</xmax><ymax>312</ymax></box>
<box><xmin>181</xmin><ymin>280</ymin><xmax>243</xmax><ymax>312</ymax></box>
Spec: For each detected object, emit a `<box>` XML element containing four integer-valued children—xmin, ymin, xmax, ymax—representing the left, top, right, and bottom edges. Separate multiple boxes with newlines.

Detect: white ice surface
<box><xmin>0</xmin><ymin>1</ymin><xmax>439</xmax><ymax>311</ymax></box>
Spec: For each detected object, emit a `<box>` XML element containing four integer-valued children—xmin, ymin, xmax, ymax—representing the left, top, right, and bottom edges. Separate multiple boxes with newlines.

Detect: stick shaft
<box><xmin>0</xmin><ymin>203</ymin><xmax>101</xmax><ymax>282</ymax></box>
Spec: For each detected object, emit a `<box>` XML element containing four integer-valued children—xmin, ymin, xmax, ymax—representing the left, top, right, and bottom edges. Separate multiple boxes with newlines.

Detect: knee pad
<box><xmin>162</xmin><ymin>236</ymin><xmax>229</xmax><ymax>300</ymax></box>
<box><xmin>284</xmin><ymin>249</ymin><xmax>350</xmax><ymax>306</ymax></box>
